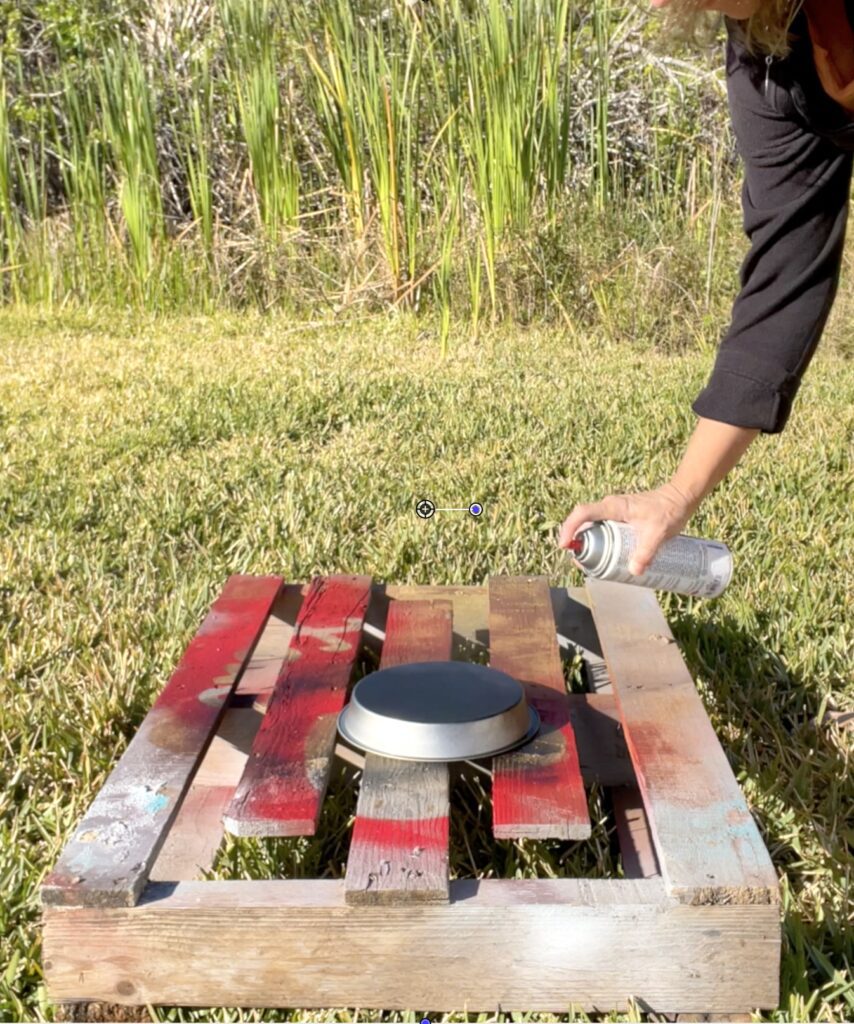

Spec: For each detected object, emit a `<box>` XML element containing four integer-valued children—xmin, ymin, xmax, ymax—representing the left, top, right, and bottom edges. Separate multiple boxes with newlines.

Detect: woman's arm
<box><xmin>558</xmin><ymin>419</ymin><xmax>758</xmax><ymax>575</ymax></box>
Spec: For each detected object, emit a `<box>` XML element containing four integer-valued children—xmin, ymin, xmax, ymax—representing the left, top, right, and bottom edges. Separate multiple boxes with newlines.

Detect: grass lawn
<box><xmin>1</xmin><ymin>309</ymin><xmax>852</xmax><ymax>1022</ymax></box>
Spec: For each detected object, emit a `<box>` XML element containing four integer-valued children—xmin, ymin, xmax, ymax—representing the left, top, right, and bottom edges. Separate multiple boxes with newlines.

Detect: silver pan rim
<box><xmin>336</xmin><ymin>704</ymin><xmax>540</xmax><ymax>763</ymax></box>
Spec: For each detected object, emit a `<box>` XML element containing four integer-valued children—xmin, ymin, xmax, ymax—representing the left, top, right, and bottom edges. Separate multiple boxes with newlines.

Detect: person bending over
<box><xmin>560</xmin><ymin>0</ymin><xmax>853</xmax><ymax>572</ymax></box>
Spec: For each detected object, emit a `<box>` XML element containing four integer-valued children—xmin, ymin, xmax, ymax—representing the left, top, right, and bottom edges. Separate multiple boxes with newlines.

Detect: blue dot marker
<box><xmin>469</xmin><ymin>502</ymin><xmax>483</xmax><ymax>517</ymax></box>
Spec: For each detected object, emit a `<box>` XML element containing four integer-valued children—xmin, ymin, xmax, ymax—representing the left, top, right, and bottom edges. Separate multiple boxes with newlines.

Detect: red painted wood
<box><xmin>42</xmin><ymin>574</ymin><xmax>283</xmax><ymax>907</ymax></box>
<box><xmin>344</xmin><ymin>599</ymin><xmax>453</xmax><ymax>904</ymax></box>
<box><xmin>223</xmin><ymin>575</ymin><xmax>372</xmax><ymax>837</ymax></box>
<box><xmin>376</xmin><ymin>599</ymin><xmax>453</xmax><ymax>673</ymax></box>
<box><xmin>488</xmin><ymin>576</ymin><xmax>591</xmax><ymax>840</ymax></box>
<box><xmin>150</xmin><ymin>583</ymin><xmax>308</xmax><ymax>881</ymax></box>
<box><xmin>350</xmin><ymin>814</ymin><xmax>449</xmax><ymax>849</ymax></box>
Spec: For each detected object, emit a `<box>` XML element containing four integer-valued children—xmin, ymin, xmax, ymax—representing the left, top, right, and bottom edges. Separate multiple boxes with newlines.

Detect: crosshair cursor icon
<box><xmin>415</xmin><ymin>499</ymin><xmax>483</xmax><ymax>519</ymax></box>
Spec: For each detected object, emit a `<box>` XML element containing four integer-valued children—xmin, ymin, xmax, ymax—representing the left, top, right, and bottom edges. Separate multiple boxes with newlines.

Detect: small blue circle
<box><xmin>469</xmin><ymin>502</ymin><xmax>483</xmax><ymax>517</ymax></box>
<box><xmin>421</xmin><ymin>1019</ymin><xmax>430</xmax><ymax>1024</ymax></box>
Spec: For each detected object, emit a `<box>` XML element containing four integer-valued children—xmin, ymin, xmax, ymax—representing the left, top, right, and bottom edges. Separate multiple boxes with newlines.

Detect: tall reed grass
<box><xmin>0</xmin><ymin>77</ymin><xmax>21</xmax><ymax>303</ymax></box>
<box><xmin>0</xmin><ymin>0</ymin><xmax>733</xmax><ymax>335</ymax></box>
<box><xmin>98</xmin><ymin>42</ymin><xmax>164</xmax><ymax>300</ymax></box>
<box><xmin>223</xmin><ymin>0</ymin><xmax>300</xmax><ymax>242</ymax></box>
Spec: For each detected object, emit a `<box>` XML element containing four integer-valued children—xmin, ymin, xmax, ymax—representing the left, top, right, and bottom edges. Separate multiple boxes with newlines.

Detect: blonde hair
<box><xmin>666</xmin><ymin>1</ymin><xmax>805</xmax><ymax>57</ymax></box>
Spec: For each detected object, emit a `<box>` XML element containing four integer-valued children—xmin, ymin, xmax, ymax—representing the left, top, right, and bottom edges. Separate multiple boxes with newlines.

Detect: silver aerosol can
<box><xmin>568</xmin><ymin>519</ymin><xmax>733</xmax><ymax>597</ymax></box>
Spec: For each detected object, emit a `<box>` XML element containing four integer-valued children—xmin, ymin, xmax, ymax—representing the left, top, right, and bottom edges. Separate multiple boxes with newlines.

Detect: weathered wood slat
<box><xmin>345</xmin><ymin>759</ymin><xmax>449</xmax><ymax>904</ymax></box>
<box><xmin>585</xmin><ymin>579</ymin><xmax>779</xmax><ymax>905</ymax></box>
<box><xmin>41</xmin><ymin>575</ymin><xmax>283</xmax><ymax>907</ymax></box>
<box><xmin>224</xmin><ymin>574</ymin><xmax>372</xmax><ymax>837</ymax></box>
<box><xmin>150</xmin><ymin>585</ymin><xmax>306</xmax><ymax>881</ymax></box>
<box><xmin>345</xmin><ymin>600</ymin><xmax>452</xmax><ymax>905</ymax></box>
<box><xmin>488</xmin><ymin>576</ymin><xmax>590</xmax><ymax>839</ymax></box>
<box><xmin>676</xmin><ymin>1014</ymin><xmax>752</xmax><ymax>1022</ymax></box>
<box><xmin>42</xmin><ymin>878</ymin><xmax>781</xmax><ymax>1013</ymax></box>
<box><xmin>380</xmin><ymin>585</ymin><xmax>489</xmax><ymax>663</ymax></box>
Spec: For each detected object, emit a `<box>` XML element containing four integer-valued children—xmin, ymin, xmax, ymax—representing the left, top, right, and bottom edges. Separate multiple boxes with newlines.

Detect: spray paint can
<box><xmin>567</xmin><ymin>519</ymin><xmax>733</xmax><ymax>598</ymax></box>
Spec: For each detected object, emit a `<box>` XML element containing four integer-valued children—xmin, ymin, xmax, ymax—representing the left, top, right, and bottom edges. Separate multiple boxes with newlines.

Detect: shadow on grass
<box><xmin>668</xmin><ymin>609</ymin><xmax>852</xmax><ymax>1017</ymax></box>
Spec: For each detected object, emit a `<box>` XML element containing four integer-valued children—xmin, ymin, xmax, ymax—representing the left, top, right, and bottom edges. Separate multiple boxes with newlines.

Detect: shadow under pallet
<box><xmin>41</xmin><ymin>576</ymin><xmax>781</xmax><ymax>1017</ymax></box>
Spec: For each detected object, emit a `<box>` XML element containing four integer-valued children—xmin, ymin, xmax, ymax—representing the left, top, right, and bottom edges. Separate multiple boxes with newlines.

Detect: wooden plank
<box><xmin>149</xmin><ymin>585</ymin><xmax>305</xmax><ymax>881</ymax></box>
<box><xmin>382</xmin><ymin>584</ymin><xmax>489</xmax><ymax>662</ymax></box>
<box><xmin>42</xmin><ymin>878</ymin><xmax>781</xmax><ymax>1013</ymax></box>
<box><xmin>224</xmin><ymin>574</ymin><xmax>372</xmax><ymax>837</ymax></box>
<box><xmin>612</xmin><ymin>784</ymin><xmax>660</xmax><ymax>879</ymax></box>
<box><xmin>585</xmin><ymin>579</ymin><xmax>779</xmax><ymax>905</ymax></box>
<box><xmin>141</xmin><ymin>875</ymin><xmax>671</xmax><ymax>906</ymax></box>
<box><xmin>345</xmin><ymin>758</ymin><xmax>449</xmax><ymax>905</ymax></box>
<box><xmin>488</xmin><ymin>575</ymin><xmax>590</xmax><ymax>839</ymax></box>
<box><xmin>345</xmin><ymin>600</ymin><xmax>452</xmax><ymax>905</ymax></box>
<box><xmin>41</xmin><ymin>575</ymin><xmax>283</xmax><ymax>908</ymax></box>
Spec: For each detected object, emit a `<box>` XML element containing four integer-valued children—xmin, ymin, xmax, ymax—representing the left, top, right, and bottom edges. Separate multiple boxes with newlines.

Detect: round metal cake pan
<box><xmin>337</xmin><ymin>660</ymin><xmax>540</xmax><ymax>762</ymax></box>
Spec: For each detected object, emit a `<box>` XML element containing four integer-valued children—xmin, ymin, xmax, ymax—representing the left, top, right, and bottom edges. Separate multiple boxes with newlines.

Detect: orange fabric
<box><xmin>804</xmin><ymin>0</ymin><xmax>854</xmax><ymax>112</ymax></box>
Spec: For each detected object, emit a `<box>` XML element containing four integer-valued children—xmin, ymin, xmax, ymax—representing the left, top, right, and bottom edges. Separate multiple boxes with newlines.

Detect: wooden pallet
<box><xmin>41</xmin><ymin>575</ymin><xmax>781</xmax><ymax>1016</ymax></box>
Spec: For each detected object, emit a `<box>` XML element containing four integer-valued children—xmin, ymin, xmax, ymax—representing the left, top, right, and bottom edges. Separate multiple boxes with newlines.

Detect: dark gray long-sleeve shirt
<box><xmin>692</xmin><ymin>14</ymin><xmax>854</xmax><ymax>434</ymax></box>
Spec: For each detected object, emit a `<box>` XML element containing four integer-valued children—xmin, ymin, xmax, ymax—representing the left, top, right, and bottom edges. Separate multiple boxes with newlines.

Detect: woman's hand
<box><xmin>558</xmin><ymin>483</ymin><xmax>698</xmax><ymax>576</ymax></box>
<box><xmin>559</xmin><ymin>419</ymin><xmax>759</xmax><ymax>575</ymax></box>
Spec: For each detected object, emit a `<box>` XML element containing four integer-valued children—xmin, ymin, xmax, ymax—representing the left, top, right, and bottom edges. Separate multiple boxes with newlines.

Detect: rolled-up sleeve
<box><xmin>693</xmin><ymin>39</ymin><xmax>853</xmax><ymax>433</ymax></box>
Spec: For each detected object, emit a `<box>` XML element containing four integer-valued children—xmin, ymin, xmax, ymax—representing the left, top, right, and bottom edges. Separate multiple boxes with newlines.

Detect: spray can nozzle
<box><xmin>566</xmin><ymin>538</ymin><xmax>583</xmax><ymax>554</ymax></box>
